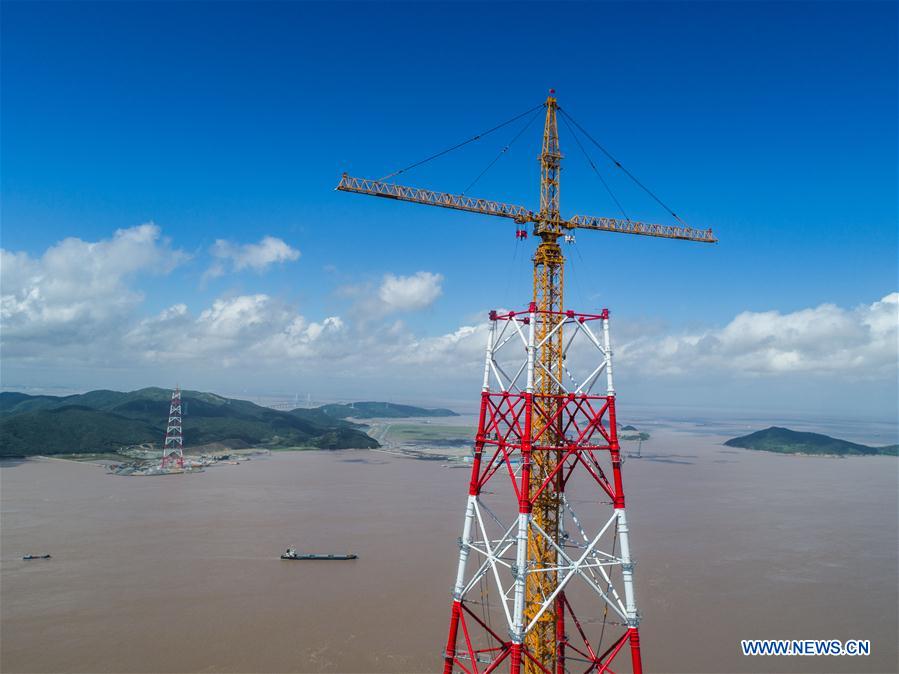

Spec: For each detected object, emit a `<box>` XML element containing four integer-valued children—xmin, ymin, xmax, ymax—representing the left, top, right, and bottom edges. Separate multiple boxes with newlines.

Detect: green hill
<box><xmin>318</xmin><ymin>401</ymin><xmax>458</xmax><ymax>419</ymax></box>
<box><xmin>724</xmin><ymin>427</ymin><xmax>897</xmax><ymax>457</ymax></box>
<box><xmin>0</xmin><ymin>388</ymin><xmax>379</xmax><ymax>457</ymax></box>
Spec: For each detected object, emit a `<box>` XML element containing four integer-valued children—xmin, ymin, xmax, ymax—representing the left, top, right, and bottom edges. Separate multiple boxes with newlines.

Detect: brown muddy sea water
<box><xmin>1</xmin><ymin>428</ymin><xmax>897</xmax><ymax>673</ymax></box>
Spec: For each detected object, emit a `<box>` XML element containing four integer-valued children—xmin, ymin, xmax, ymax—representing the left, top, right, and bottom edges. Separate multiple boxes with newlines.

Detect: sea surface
<box><xmin>2</xmin><ymin>423</ymin><xmax>897</xmax><ymax>673</ymax></box>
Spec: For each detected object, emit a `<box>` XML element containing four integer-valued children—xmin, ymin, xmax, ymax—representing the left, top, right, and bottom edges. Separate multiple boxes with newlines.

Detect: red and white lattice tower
<box><xmin>443</xmin><ymin>304</ymin><xmax>642</xmax><ymax>674</ymax></box>
<box><xmin>160</xmin><ymin>387</ymin><xmax>184</xmax><ymax>470</ymax></box>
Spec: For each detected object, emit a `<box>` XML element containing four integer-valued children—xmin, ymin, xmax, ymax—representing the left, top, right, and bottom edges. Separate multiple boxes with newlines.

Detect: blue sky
<box><xmin>2</xmin><ymin>1</ymin><xmax>896</xmax><ymax>420</ymax></box>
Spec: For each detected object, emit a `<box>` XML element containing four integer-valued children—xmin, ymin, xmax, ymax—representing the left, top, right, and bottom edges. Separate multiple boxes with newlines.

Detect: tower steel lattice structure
<box><xmin>337</xmin><ymin>91</ymin><xmax>716</xmax><ymax>673</ymax></box>
<box><xmin>444</xmin><ymin>305</ymin><xmax>641</xmax><ymax>673</ymax></box>
<box><xmin>160</xmin><ymin>387</ymin><xmax>184</xmax><ymax>470</ymax></box>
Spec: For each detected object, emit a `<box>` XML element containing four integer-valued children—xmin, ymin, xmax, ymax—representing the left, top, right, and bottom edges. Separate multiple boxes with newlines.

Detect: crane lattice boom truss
<box><xmin>337</xmin><ymin>174</ymin><xmax>717</xmax><ymax>243</ymax></box>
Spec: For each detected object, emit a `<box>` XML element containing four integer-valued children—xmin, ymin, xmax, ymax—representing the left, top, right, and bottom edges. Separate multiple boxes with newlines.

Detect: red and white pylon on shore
<box><xmin>160</xmin><ymin>387</ymin><xmax>184</xmax><ymax>470</ymax></box>
<box><xmin>443</xmin><ymin>304</ymin><xmax>643</xmax><ymax>674</ymax></box>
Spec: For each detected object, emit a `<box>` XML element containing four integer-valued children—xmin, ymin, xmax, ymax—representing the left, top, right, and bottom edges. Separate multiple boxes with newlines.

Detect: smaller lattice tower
<box><xmin>160</xmin><ymin>387</ymin><xmax>184</xmax><ymax>470</ymax></box>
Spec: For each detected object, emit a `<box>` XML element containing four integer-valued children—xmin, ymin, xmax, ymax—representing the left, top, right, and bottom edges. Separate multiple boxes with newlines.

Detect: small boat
<box><xmin>23</xmin><ymin>554</ymin><xmax>51</xmax><ymax>560</ymax></box>
<box><xmin>281</xmin><ymin>549</ymin><xmax>357</xmax><ymax>561</ymax></box>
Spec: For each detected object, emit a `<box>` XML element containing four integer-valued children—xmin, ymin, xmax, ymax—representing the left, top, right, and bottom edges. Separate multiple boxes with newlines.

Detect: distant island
<box><xmin>724</xmin><ymin>427</ymin><xmax>898</xmax><ymax>457</ymax></box>
<box><xmin>618</xmin><ymin>424</ymin><xmax>649</xmax><ymax>441</ymax></box>
<box><xmin>0</xmin><ymin>389</ymin><xmax>457</xmax><ymax>458</ymax></box>
<box><xmin>319</xmin><ymin>401</ymin><xmax>458</xmax><ymax>419</ymax></box>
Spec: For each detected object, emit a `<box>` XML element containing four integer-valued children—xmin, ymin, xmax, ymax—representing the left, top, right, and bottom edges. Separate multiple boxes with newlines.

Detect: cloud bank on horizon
<box><xmin>1</xmin><ymin>224</ymin><xmax>896</xmax><ymax>417</ymax></box>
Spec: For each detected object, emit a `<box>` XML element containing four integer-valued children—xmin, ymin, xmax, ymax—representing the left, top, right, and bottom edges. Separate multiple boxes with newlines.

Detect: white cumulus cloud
<box><xmin>206</xmin><ymin>236</ymin><xmax>300</xmax><ymax>278</ymax></box>
<box><xmin>1</xmin><ymin>223</ymin><xmax>187</xmax><ymax>356</ymax></box>
<box><xmin>125</xmin><ymin>294</ymin><xmax>345</xmax><ymax>367</ymax></box>
<box><xmin>377</xmin><ymin>271</ymin><xmax>443</xmax><ymax>313</ymax></box>
<box><xmin>617</xmin><ymin>293</ymin><xmax>898</xmax><ymax>379</ymax></box>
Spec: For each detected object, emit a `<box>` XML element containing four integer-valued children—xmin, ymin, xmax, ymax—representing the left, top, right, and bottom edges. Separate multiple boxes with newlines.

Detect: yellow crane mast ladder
<box><xmin>526</xmin><ymin>92</ymin><xmax>565</xmax><ymax>670</ymax></box>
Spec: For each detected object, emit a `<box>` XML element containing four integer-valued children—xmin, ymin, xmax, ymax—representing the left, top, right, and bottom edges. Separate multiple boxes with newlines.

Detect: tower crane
<box><xmin>338</xmin><ymin>91</ymin><xmax>716</xmax><ymax>673</ymax></box>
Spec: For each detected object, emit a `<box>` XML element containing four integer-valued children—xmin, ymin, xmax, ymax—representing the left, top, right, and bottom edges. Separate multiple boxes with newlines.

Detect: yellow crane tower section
<box><xmin>527</xmin><ymin>93</ymin><xmax>565</xmax><ymax>669</ymax></box>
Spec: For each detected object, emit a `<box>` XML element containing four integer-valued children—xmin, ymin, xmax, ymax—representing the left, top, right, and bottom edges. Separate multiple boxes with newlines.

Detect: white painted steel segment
<box><xmin>482</xmin><ymin>321</ymin><xmax>496</xmax><ymax>392</ymax></box>
<box><xmin>526</xmin><ymin>306</ymin><xmax>537</xmax><ymax>393</ymax></box>
<box><xmin>495</xmin><ymin>327</ymin><xmax>520</xmax><ymax>353</ymax></box>
<box><xmin>563</xmin><ymin>497</ymin><xmax>628</xmax><ymax>615</ymax></box>
<box><xmin>491</xmin><ymin>361</ymin><xmax>520</xmax><ymax>393</ymax></box>
<box><xmin>474</xmin><ymin>500</ymin><xmax>516</xmax><ymax>628</ymax></box>
<box><xmin>602</xmin><ymin>317</ymin><xmax>615</xmax><ymax>396</ymax></box>
<box><xmin>560</xmin><ymin>318</ymin><xmax>579</xmax><ymax>359</ymax></box>
<box><xmin>574</xmin><ymin>361</ymin><xmax>607</xmax><ymax>395</ymax></box>
<box><xmin>534</xmin><ymin>313</ymin><xmax>567</xmax><ymax>351</ymax></box>
<box><xmin>576</xmin><ymin>319</ymin><xmax>606</xmax><ymax>353</ymax></box>
<box><xmin>452</xmin><ymin>495</ymin><xmax>478</xmax><ymax>599</ymax></box>
<box><xmin>616</xmin><ymin>508</ymin><xmax>639</xmax><ymax>626</ymax></box>
<box><xmin>511</xmin><ymin>318</ymin><xmax>530</xmax><ymax>350</ymax></box>
<box><xmin>524</xmin><ymin>517</ymin><xmax>628</xmax><ymax>631</ymax></box>
<box><xmin>535</xmin><ymin>361</ymin><xmax>567</xmax><ymax>395</ymax></box>
<box><xmin>511</xmin><ymin>511</ymin><xmax>530</xmax><ymax>642</ymax></box>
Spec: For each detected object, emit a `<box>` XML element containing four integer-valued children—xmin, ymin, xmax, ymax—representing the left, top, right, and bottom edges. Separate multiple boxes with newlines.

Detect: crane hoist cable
<box><xmin>379</xmin><ymin>102</ymin><xmax>546</xmax><ymax>182</ymax></box>
<box><xmin>560</xmin><ymin>113</ymin><xmax>632</xmax><ymax>222</ymax></box>
<box><xmin>559</xmin><ymin>107</ymin><xmax>691</xmax><ymax>228</ymax></box>
<box><xmin>462</xmin><ymin>107</ymin><xmax>543</xmax><ymax>195</ymax></box>
<box><xmin>565</xmin><ymin>237</ymin><xmax>590</xmax><ymax>310</ymax></box>
<box><xmin>501</xmin><ymin>235</ymin><xmax>522</xmax><ymax>304</ymax></box>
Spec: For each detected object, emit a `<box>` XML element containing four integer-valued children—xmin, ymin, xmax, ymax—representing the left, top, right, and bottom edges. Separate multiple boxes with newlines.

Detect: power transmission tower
<box><xmin>338</xmin><ymin>91</ymin><xmax>716</xmax><ymax>674</ymax></box>
<box><xmin>160</xmin><ymin>387</ymin><xmax>184</xmax><ymax>470</ymax></box>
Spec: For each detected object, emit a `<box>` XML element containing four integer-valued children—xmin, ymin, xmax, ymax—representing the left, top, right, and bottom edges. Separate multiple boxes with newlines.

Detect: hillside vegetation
<box><xmin>0</xmin><ymin>388</ymin><xmax>380</xmax><ymax>457</ymax></box>
<box><xmin>724</xmin><ymin>427</ymin><xmax>897</xmax><ymax>457</ymax></box>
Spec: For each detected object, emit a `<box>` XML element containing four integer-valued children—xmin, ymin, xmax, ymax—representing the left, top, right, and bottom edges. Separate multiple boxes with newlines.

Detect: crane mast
<box><xmin>527</xmin><ymin>93</ymin><xmax>565</xmax><ymax>671</ymax></box>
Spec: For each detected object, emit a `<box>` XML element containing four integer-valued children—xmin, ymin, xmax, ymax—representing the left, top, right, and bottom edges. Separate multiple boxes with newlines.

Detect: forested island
<box><xmin>319</xmin><ymin>401</ymin><xmax>457</xmax><ymax>419</ymax></box>
<box><xmin>0</xmin><ymin>389</ymin><xmax>456</xmax><ymax>458</ymax></box>
<box><xmin>724</xmin><ymin>427</ymin><xmax>897</xmax><ymax>457</ymax></box>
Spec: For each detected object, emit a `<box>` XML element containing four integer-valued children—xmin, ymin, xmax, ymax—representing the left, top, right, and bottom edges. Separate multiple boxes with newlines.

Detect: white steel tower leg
<box><xmin>616</xmin><ymin>509</ymin><xmax>639</xmax><ymax>627</ymax></box>
<box><xmin>511</xmin><ymin>303</ymin><xmax>537</xmax><ymax>647</ymax></box>
<box><xmin>450</xmin><ymin>321</ymin><xmax>496</xmax><ymax>599</ymax></box>
<box><xmin>603</xmin><ymin>315</ymin><xmax>615</xmax><ymax>396</ymax></box>
<box><xmin>452</xmin><ymin>497</ymin><xmax>478</xmax><ymax>600</ymax></box>
<box><xmin>511</xmin><ymin>512</ymin><xmax>529</xmax><ymax>645</ymax></box>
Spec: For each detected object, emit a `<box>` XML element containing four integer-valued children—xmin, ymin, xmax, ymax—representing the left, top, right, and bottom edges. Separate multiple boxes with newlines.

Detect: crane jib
<box><xmin>337</xmin><ymin>174</ymin><xmax>716</xmax><ymax>243</ymax></box>
<box><xmin>337</xmin><ymin>174</ymin><xmax>536</xmax><ymax>223</ymax></box>
<box><xmin>569</xmin><ymin>215</ymin><xmax>717</xmax><ymax>243</ymax></box>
